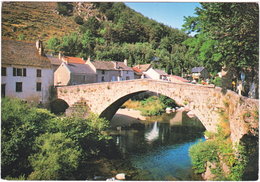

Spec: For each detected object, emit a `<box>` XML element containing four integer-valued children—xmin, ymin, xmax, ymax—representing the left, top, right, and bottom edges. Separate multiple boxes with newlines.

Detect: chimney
<box><xmin>115</xmin><ymin>62</ymin><xmax>119</xmax><ymax>69</ymax></box>
<box><xmin>58</xmin><ymin>52</ymin><xmax>62</xmax><ymax>60</ymax></box>
<box><xmin>36</xmin><ymin>40</ymin><xmax>44</xmax><ymax>56</ymax></box>
<box><xmin>124</xmin><ymin>59</ymin><xmax>127</xmax><ymax>66</ymax></box>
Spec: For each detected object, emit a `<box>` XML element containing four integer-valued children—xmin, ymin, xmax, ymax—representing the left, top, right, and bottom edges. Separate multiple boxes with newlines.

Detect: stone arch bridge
<box><xmin>56</xmin><ymin>79</ymin><xmax>258</xmax><ymax>143</ymax></box>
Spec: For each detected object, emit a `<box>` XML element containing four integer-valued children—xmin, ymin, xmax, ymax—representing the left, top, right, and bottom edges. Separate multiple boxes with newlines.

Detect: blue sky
<box><xmin>125</xmin><ymin>2</ymin><xmax>201</xmax><ymax>30</ymax></box>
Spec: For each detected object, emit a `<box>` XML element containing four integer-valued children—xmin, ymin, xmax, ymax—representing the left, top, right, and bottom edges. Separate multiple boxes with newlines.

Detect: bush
<box><xmin>1</xmin><ymin>98</ymin><xmax>55</xmax><ymax>178</ymax></box>
<box><xmin>56</xmin><ymin>2</ymin><xmax>73</xmax><ymax>16</ymax></box>
<box><xmin>189</xmin><ymin>141</ymin><xmax>219</xmax><ymax>173</ymax></box>
<box><xmin>74</xmin><ymin>16</ymin><xmax>84</xmax><ymax>25</ymax></box>
<box><xmin>213</xmin><ymin>77</ymin><xmax>222</xmax><ymax>87</ymax></box>
<box><xmin>28</xmin><ymin>133</ymin><xmax>81</xmax><ymax>180</ymax></box>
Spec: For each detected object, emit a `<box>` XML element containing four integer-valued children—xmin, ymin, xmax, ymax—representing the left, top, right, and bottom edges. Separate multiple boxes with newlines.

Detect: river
<box><xmin>109</xmin><ymin>110</ymin><xmax>206</xmax><ymax>180</ymax></box>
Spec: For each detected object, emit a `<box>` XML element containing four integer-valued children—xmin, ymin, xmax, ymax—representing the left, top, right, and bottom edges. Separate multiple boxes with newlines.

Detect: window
<box><xmin>126</xmin><ymin>76</ymin><xmax>130</xmax><ymax>80</ymax></box>
<box><xmin>17</xmin><ymin>68</ymin><xmax>22</xmax><ymax>76</ymax></box>
<box><xmin>16</xmin><ymin>82</ymin><xmax>22</xmax><ymax>92</ymax></box>
<box><xmin>36</xmin><ymin>82</ymin><xmax>41</xmax><ymax>91</ymax></box>
<box><xmin>13</xmin><ymin>68</ymin><xmax>26</xmax><ymax>77</ymax></box>
<box><xmin>102</xmin><ymin>70</ymin><xmax>105</xmax><ymax>75</ymax></box>
<box><xmin>37</xmin><ymin>69</ymin><xmax>41</xmax><ymax>77</ymax></box>
<box><xmin>101</xmin><ymin>76</ymin><xmax>105</xmax><ymax>82</ymax></box>
<box><xmin>2</xmin><ymin>67</ymin><xmax>6</xmax><ymax>76</ymax></box>
<box><xmin>126</xmin><ymin>71</ymin><xmax>129</xmax><ymax>74</ymax></box>
<box><xmin>1</xmin><ymin>84</ymin><xmax>6</xmax><ymax>97</ymax></box>
<box><xmin>23</xmin><ymin>68</ymin><xmax>26</xmax><ymax>76</ymax></box>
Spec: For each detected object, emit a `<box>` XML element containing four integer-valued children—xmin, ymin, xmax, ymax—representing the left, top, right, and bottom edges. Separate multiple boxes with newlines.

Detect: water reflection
<box><xmin>110</xmin><ymin>111</ymin><xmax>206</xmax><ymax>180</ymax></box>
<box><xmin>145</xmin><ymin>122</ymin><xmax>159</xmax><ymax>143</ymax></box>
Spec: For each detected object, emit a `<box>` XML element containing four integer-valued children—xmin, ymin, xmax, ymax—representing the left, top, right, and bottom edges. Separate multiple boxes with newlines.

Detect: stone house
<box><xmin>191</xmin><ymin>67</ymin><xmax>209</xmax><ymax>80</ymax></box>
<box><xmin>1</xmin><ymin>39</ymin><xmax>53</xmax><ymax>104</ymax></box>
<box><xmin>54</xmin><ymin>57</ymin><xmax>96</xmax><ymax>86</ymax></box>
<box><xmin>86</xmin><ymin>59</ymin><xmax>134</xmax><ymax>82</ymax></box>
<box><xmin>132</xmin><ymin>64</ymin><xmax>152</xmax><ymax>79</ymax></box>
<box><xmin>144</xmin><ymin>68</ymin><xmax>168</xmax><ymax>80</ymax></box>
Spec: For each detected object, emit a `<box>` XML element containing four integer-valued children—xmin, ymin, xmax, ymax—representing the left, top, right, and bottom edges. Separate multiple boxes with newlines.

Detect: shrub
<box><xmin>74</xmin><ymin>16</ymin><xmax>84</xmax><ymax>25</ymax></box>
<box><xmin>1</xmin><ymin>98</ymin><xmax>55</xmax><ymax>178</ymax></box>
<box><xmin>189</xmin><ymin>141</ymin><xmax>219</xmax><ymax>173</ymax></box>
<box><xmin>28</xmin><ymin>133</ymin><xmax>81</xmax><ymax>180</ymax></box>
<box><xmin>213</xmin><ymin>77</ymin><xmax>222</xmax><ymax>87</ymax></box>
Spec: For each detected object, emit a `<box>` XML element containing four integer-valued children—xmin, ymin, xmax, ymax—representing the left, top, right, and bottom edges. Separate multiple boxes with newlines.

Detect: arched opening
<box><xmin>100</xmin><ymin>91</ymin><xmax>147</xmax><ymax>120</ymax></box>
<box><xmin>50</xmin><ymin>99</ymin><xmax>69</xmax><ymax>115</ymax></box>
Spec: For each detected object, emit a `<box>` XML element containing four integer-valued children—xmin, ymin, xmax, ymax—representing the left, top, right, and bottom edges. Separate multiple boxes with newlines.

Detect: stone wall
<box><xmin>56</xmin><ymin>79</ymin><xmax>259</xmax><ymax>143</ymax></box>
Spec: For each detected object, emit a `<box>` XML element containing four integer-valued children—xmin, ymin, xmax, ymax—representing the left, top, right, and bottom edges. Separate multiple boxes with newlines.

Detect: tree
<box><xmin>1</xmin><ymin>98</ymin><xmax>55</xmax><ymax>178</ymax></box>
<box><xmin>183</xmin><ymin>3</ymin><xmax>259</xmax><ymax>85</ymax></box>
<box><xmin>28</xmin><ymin>133</ymin><xmax>81</xmax><ymax>180</ymax></box>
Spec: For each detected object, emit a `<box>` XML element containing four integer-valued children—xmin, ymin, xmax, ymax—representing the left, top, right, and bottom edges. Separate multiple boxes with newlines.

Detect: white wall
<box><xmin>2</xmin><ymin>66</ymin><xmax>53</xmax><ymax>104</ymax></box>
<box><xmin>144</xmin><ymin>68</ymin><xmax>160</xmax><ymax>80</ymax></box>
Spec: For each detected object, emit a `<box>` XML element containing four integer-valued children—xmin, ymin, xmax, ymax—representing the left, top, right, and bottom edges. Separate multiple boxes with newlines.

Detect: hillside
<box><xmin>2</xmin><ymin>2</ymin><xmax>190</xmax><ymax>75</ymax></box>
<box><xmin>2</xmin><ymin>2</ymin><xmax>80</xmax><ymax>41</ymax></box>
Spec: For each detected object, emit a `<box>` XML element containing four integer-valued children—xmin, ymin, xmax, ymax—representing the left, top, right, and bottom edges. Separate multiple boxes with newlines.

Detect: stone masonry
<box><xmin>56</xmin><ymin>79</ymin><xmax>259</xmax><ymax>144</ymax></box>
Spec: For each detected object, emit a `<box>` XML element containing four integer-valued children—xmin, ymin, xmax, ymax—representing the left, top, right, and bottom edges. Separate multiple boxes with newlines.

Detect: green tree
<box><xmin>1</xmin><ymin>98</ymin><xmax>55</xmax><ymax>178</ymax></box>
<box><xmin>28</xmin><ymin>133</ymin><xmax>81</xmax><ymax>180</ymax></box>
<box><xmin>183</xmin><ymin>3</ymin><xmax>259</xmax><ymax>85</ymax></box>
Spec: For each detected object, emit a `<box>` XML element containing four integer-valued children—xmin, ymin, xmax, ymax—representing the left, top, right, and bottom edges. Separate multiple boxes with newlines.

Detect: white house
<box><xmin>86</xmin><ymin>59</ymin><xmax>134</xmax><ymax>82</ymax></box>
<box><xmin>144</xmin><ymin>68</ymin><xmax>168</xmax><ymax>80</ymax></box>
<box><xmin>1</xmin><ymin>39</ymin><xmax>53</xmax><ymax>104</ymax></box>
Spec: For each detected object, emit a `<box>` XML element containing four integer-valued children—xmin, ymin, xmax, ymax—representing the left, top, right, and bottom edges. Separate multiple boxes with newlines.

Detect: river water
<box><xmin>110</xmin><ymin>111</ymin><xmax>206</xmax><ymax>180</ymax></box>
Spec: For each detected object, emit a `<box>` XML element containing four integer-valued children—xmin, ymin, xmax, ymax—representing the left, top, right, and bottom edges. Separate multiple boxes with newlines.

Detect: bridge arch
<box><xmin>56</xmin><ymin>79</ymin><xmax>258</xmax><ymax>143</ymax></box>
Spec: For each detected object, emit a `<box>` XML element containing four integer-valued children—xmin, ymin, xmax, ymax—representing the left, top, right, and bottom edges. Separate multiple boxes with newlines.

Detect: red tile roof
<box><xmin>169</xmin><ymin>75</ymin><xmax>189</xmax><ymax>82</ymax></box>
<box><xmin>132</xmin><ymin>67</ymin><xmax>142</xmax><ymax>73</ymax></box>
<box><xmin>63</xmin><ymin>56</ymin><xmax>85</xmax><ymax>64</ymax></box>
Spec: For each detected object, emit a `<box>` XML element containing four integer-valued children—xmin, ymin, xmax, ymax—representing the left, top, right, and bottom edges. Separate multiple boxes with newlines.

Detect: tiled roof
<box><xmin>114</xmin><ymin>61</ymin><xmax>133</xmax><ymax>71</ymax></box>
<box><xmin>132</xmin><ymin>66</ymin><xmax>142</xmax><ymax>73</ymax></box>
<box><xmin>46</xmin><ymin>54</ymin><xmax>62</xmax><ymax>66</ymax></box>
<box><xmin>154</xmin><ymin>69</ymin><xmax>167</xmax><ymax>75</ymax></box>
<box><xmin>63</xmin><ymin>56</ymin><xmax>85</xmax><ymax>64</ymax></box>
<box><xmin>192</xmin><ymin>67</ymin><xmax>205</xmax><ymax>73</ymax></box>
<box><xmin>170</xmin><ymin>75</ymin><xmax>189</xmax><ymax>82</ymax></box>
<box><xmin>66</xmin><ymin>63</ymin><xmax>96</xmax><ymax>74</ymax></box>
<box><xmin>133</xmin><ymin>64</ymin><xmax>151</xmax><ymax>72</ymax></box>
<box><xmin>2</xmin><ymin>38</ymin><xmax>51</xmax><ymax>68</ymax></box>
<box><xmin>91</xmin><ymin>60</ymin><xmax>132</xmax><ymax>71</ymax></box>
<box><xmin>91</xmin><ymin>60</ymin><xmax>115</xmax><ymax>70</ymax></box>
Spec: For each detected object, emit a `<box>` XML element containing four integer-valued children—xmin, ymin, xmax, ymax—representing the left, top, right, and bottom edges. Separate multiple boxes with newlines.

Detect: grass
<box><xmin>2</xmin><ymin>2</ymin><xmax>79</xmax><ymax>43</ymax></box>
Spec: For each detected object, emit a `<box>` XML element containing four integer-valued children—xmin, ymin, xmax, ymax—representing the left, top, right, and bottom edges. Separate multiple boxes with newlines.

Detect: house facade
<box><xmin>54</xmin><ymin>61</ymin><xmax>96</xmax><ymax>86</ymax></box>
<box><xmin>132</xmin><ymin>64</ymin><xmax>152</xmax><ymax>79</ymax></box>
<box><xmin>86</xmin><ymin>59</ymin><xmax>134</xmax><ymax>82</ymax></box>
<box><xmin>144</xmin><ymin>68</ymin><xmax>168</xmax><ymax>80</ymax></box>
<box><xmin>191</xmin><ymin>67</ymin><xmax>209</xmax><ymax>80</ymax></box>
<box><xmin>1</xmin><ymin>39</ymin><xmax>53</xmax><ymax>104</ymax></box>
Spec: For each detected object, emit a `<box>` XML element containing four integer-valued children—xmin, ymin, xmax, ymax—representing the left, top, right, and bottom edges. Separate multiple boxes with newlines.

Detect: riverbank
<box><xmin>111</xmin><ymin>108</ymin><xmax>146</xmax><ymax>127</ymax></box>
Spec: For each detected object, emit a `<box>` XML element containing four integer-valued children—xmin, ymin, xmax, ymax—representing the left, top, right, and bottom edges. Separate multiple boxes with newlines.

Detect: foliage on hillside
<box><xmin>1</xmin><ymin>97</ymin><xmax>111</xmax><ymax>180</ymax></box>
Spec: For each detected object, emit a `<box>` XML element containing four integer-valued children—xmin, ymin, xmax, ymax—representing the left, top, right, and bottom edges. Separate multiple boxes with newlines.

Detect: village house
<box><xmin>132</xmin><ymin>64</ymin><xmax>152</xmax><ymax>79</ymax></box>
<box><xmin>144</xmin><ymin>67</ymin><xmax>168</xmax><ymax>80</ymax></box>
<box><xmin>1</xmin><ymin>39</ymin><xmax>53</xmax><ymax>104</ymax></box>
<box><xmin>86</xmin><ymin>59</ymin><xmax>134</xmax><ymax>82</ymax></box>
<box><xmin>54</xmin><ymin>57</ymin><xmax>96</xmax><ymax>86</ymax></box>
<box><xmin>191</xmin><ymin>67</ymin><xmax>209</xmax><ymax>80</ymax></box>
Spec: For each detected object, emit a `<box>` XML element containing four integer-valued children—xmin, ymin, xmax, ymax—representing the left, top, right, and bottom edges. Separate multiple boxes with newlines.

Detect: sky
<box><xmin>125</xmin><ymin>2</ymin><xmax>201</xmax><ymax>31</ymax></box>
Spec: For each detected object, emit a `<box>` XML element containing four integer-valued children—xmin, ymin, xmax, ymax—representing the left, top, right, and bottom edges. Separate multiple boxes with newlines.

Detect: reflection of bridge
<box><xmin>56</xmin><ymin>79</ymin><xmax>258</xmax><ymax>143</ymax></box>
